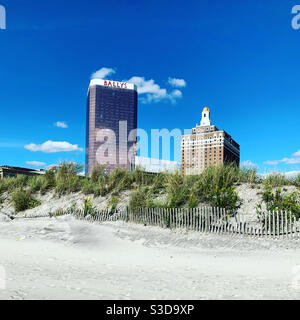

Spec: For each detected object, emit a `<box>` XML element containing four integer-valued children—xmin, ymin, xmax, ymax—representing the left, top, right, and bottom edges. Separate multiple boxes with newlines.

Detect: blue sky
<box><xmin>0</xmin><ymin>0</ymin><xmax>300</xmax><ymax>174</ymax></box>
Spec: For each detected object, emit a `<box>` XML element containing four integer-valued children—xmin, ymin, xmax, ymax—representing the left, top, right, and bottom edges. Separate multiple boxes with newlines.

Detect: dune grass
<box><xmin>0</xmin><ymin>161</ymin><xmax>299</xmax><ymax>214</ymax></box>
<box><xmin>11</xmin><ymin>188</ymin><xmax>41</xmax><ymax>213</ymax></box>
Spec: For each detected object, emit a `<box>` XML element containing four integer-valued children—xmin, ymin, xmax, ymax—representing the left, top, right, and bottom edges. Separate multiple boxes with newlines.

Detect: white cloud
<box><xmin>90</xmin><ymin>68</ymin><xmax>186</xmax><ymax>104</ymax></box>
<box><xmin>127</xmin><ymin>76</ymin><xmax>183</xmax><ymax>104</ymax></box>
<box><xmin>264</xmin><ymin>160</ymin><xmax>280</xmax><ymax>165</ymax></box>
<box><xmin>265</xmin><ymin>149</ymin><xmax>300</xmax><ymax>165</ymax></box>
<box><xmin>241</xmin><ymin>160</ymin><xmax>257</xmax><ymax>168</ymax></box>
<box><xmin>91</xmin><ymin>67</ymin><xmax>116</xmax><ymax>79</ymax></box>
<box><xmin>168</xmin><ymin>77</ymin><xmax>186</xmax><ymax>88</ymax></box>
<box><xmin>171</xmin><ymin>89</ymin><xmax>183</xmax><ymax>98</ymax></box>
<box><xmin>54</xmin><ymin>121</ymin><xmax>68</xmax><ymax>129</ymax></box>
<box><xmin>24</xmin><ymin>141</ymin><xmax>83</xmax><ymax>153</ymax></box>
<box><xmin>25</xmin><ymin>161</ymin><xmax>46</xmax><ymax>167</ymax></box>
<box><xmin>292</xmin><ymin>150</ymin><xmax>300</xmax><ymax>158</ymax></box>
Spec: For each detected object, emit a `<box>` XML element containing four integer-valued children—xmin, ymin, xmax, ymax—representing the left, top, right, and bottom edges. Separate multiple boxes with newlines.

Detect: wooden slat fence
<box><xmin>54</xmin><ymin>206</ymin><xmax>300</xmax><ymax>239</ymax></box>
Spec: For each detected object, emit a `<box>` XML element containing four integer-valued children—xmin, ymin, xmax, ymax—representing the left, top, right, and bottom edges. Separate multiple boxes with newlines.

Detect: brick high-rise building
<box><xmin>181</xmin><ymin>107</ymin><xmax>240</xmax><ymax>175</ymax></box>
<box><xmin>86</xmin><ymin>79</ymin><xmax>138</xmax><ymax>175</ymax></box>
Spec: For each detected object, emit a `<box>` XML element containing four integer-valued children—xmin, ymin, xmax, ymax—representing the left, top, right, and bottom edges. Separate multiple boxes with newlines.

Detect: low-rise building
<box><xmin>0</xmin><ymin>166</ymin><xmax>44</xmax><ymax>179</ymax></box>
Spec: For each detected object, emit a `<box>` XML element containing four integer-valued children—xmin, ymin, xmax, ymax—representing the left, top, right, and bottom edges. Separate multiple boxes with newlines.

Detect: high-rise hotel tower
<box><xmin>86</xmin><ymin>79</ymin><xmax>138</xmax><ymax>175</ymax></box>
<box><xmin>181</xmin><ymin>107</ymin><xmax>240</xmax><ymax>175</ymax></box>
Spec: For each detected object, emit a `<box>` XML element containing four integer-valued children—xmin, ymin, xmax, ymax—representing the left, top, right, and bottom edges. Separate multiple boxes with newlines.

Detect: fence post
<box><xmin>205</xmin><ymin>207</ymin><xmax>208</xmax><ymax>232</ymax></box>
<box><xmin>272</xmin><ymin>211</ymin><xmax>275</xmax><ymax>238</ymax></box>
<box><xmin>209</xmin><ymin>207</ymin><xmax>213</xmax><ymax>233</ymax></box>
<box><xmin>219</xmin><ymin>208</ymin><xmax>223</xmax><ymax>234</ymax></box>
<box><xmin>196</xmin><ymin>208</ymin><xmax>200</xmax><ymax>231</ymax></box>
<box><xmin>223</xmin><ymin>208</ymin><xmax>226</xmax><ymax>234</ymax></box>
<box><xmin>276</xmin><ymin>211</ymin><xmax>279</xmax><ymax>237</ymax></box>
<box><xmin>216</xmin><ymin>207</ymin><xmax>219</xmax><ymax>234</ymax></box>
<box><xmin>126</xmin><ymin>207</ymin><xmax>129</xmax><ymax>223</ymax></box>
<box><xmin>202</xmin><ymin>207</ymin><xmax>205</xmax><ymax>233</ymax></box>
<box><xmin>293</xmin><ymin>215</ymin><xmax>296</xmax><ymax>238</ymax></box>
<box><xmin>285</xmin><ymin>211</ymin><xmax>288</xmax><ymax>238</ymax></box>
<box><xmin>211</xmin><ymin>207</ymin><xmax>214</xmax><ymax>233</ymax></box>
<box><xmin>289</xmin><ymin>211</ymin><xmax>292</xmax><ymax>238</ymax></box>
<box><xmin>203</xmin><ymin>207</ymin><xmax>206</xmax><ymax>232</ymax></box>
<box><xmin>279</xmin><ymin>210</ymin><xmax>284</xmax><ymax>235</ymax></box>
<box><xmin>268</xmin><ymin>211</ymin><xmax>271</xmax><ymax>237</ymax></box>
<box><xmin>264</xmin><ymin>212</ymin><xmax>267</xmax><ymax>237</ymax></box>
<box><xmin>199</xmin><ymin>207</ymin><xmax>202</xmax><ymax>232</ymax></box>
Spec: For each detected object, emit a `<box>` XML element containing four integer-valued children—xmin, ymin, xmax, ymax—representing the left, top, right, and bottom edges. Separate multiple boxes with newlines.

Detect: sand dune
<box><xmin>1</xmin><ymin>215</ymin><xmax>300</xmax><ymax>300</ymax></box>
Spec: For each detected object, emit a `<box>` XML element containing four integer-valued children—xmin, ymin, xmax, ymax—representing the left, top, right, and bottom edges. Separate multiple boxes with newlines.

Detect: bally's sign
<box><xmin>89</xmin><ymin>79</ymin><xmax>136</xmax><ymax>91</ymax></box>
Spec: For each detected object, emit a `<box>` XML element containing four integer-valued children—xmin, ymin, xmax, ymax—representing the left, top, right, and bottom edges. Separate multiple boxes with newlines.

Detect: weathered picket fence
<box><xmin>64</xmin><ymin>207</ymin><xmax>300</xmax><ymax>239</ymax></box>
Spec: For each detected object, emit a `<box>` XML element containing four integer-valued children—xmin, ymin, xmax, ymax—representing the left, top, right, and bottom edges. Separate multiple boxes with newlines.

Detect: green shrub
<box><xmin>28</xmin><ymin>175</ymin><xmax>44</xmax><ymax>193</ymax></box>
<box><xmin>108</xmin><ymin>196</ymin><xmax>119</xmax><ymax>212</ymax></box>
<box><xmin>191</xmin><ymin>165</ymin><xmax>242</xmax><ymax>215</ymax></box>
<box><xmin>91</xmin><ymin>165</ymin><xmax>107</xmax><ymax>183</ymax></box>
<box><xmin>164</xmin><ymin>172</ymin><xmax>190</xmax><ymax>208</ymax></box>
<box><xmin>107</xmin><ymin>168</ymin><xmax>134</xmax><ymax>194</ymax></box>
<box><xmin>256</xmin><ymin>185</ymin><xmax>300</xmax><ymax>219</ymax></box>
<box><xmin>262</xmin><ymin>173</ymin><xmax>292</xmax><ymax>188</ymax></box>
<box><xmin>93</xmin><ymin>181</ymin><xmax>109</xmax><ymax>197</ymax></box>
<box><xmin>295</xmin><ymin>173</ymin><xmax>300</xmax><ymax>188</ymax></box>
<box><xmin>11</xmin><ymin>189</ymin><xmax>41</xmax><ymax>213</ymax></box>
<box><xmin>129</xmin><ymin>188</ymin><xmax>149</xmax><ymax>213</ymax></box>
<box><xmin>55</xmin><ymin>175</ymin><xmax>83</xmax><ymax>195</ymax></box>
<box><xmin>131</xmin><ymin>167</ymin><xmax>165</xmax><ymax>187</ymax></box>
<box><xmin>187</xmin><ymin>193</ymin><xmax>199</xmax><ymax>208</ymax></box>
<box><xmin>0</xmin><ymin>192</ymin><xmax>4</xmax><ymax>204</ymax></box>
<box><xmin>209</xmin><ymin>185</ymin><xmax>242</xmax><ymax>215</ymax></box>
<box><xmin>0</xmin><ymin>175</ymin><xmax>29</xmax><ymax>193</ymax></box>
<box><xmin>55</xmin><ymin>162</ymin><xmax>84</xmax><ymax>195</ymax></box>
<box><xmin>82</xmin><ymin>178</ymin><xmax>95</xmax><ymax>195</ymax></box>
<box><xmin>43</xmin><ymin>169</ymin><xmax>56</xmax><ymax>190</ymax></box>
<box><xmin>83</xmin><ymin>197</ymin><xmax>95</xmax><ymax>217</ymax></box>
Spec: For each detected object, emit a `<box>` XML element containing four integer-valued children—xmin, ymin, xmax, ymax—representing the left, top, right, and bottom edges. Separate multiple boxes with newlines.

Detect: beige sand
<box><xmin>1</xmin><ymin>215</ymin><xmax>300</xmax><ymax>300</ymax></box>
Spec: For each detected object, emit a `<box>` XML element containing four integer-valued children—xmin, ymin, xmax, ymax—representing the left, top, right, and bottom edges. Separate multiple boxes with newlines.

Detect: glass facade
<box><xmin>86</xmin><ymin>83</ymin><xmax>138</xmax><ymax>175</ymax></box>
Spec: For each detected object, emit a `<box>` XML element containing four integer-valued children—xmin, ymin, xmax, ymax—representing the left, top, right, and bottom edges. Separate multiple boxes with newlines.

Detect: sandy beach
<box><xmin>0</xmin><ymin>215</ymin><xmax>300</xmax><ymax>300</ymax></box>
